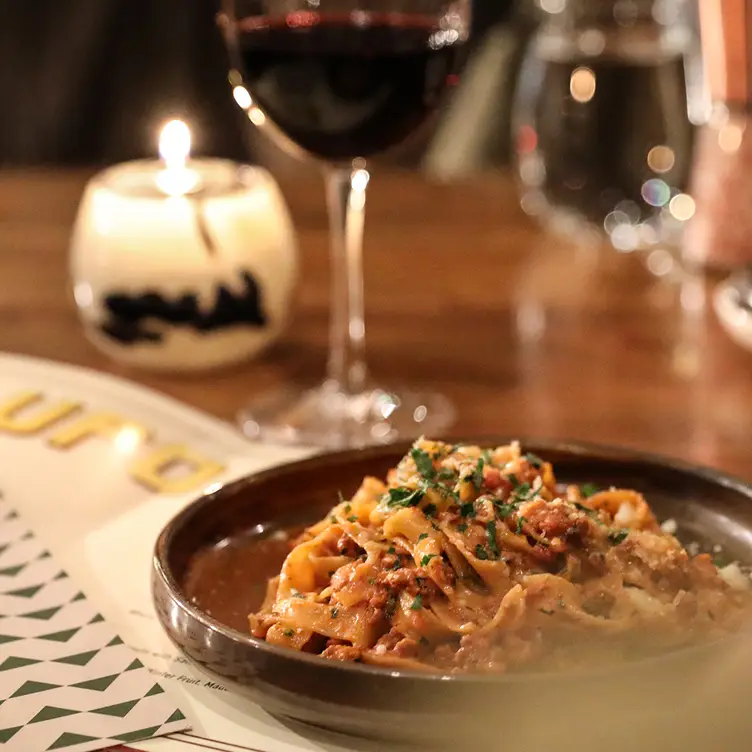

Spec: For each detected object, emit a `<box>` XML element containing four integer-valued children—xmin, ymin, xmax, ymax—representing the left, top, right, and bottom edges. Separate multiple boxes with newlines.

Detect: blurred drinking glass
<box><xmin>512</xmin><ymin>0</ymin><xmax>700</xmax><ymax>253</ymax></box>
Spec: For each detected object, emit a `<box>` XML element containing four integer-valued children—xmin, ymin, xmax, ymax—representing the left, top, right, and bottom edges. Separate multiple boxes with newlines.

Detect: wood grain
<box><xmin>1</xmin><ymin>168</ymin><xmax>751</xmax><ymax>483</ymax></box>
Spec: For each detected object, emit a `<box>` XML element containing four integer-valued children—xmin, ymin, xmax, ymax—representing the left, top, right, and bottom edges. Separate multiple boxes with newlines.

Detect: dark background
<box><xmin>0</xmin><ymin>0</ymin><xmax>518</xmax><ymax>167</ymax></box>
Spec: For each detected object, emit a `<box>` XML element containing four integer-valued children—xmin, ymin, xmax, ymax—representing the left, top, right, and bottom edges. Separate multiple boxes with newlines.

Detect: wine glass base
<box><xmin>237</xmin><ymin>380</ymin><xmax>455</xmax><ymax>449</ymax></box>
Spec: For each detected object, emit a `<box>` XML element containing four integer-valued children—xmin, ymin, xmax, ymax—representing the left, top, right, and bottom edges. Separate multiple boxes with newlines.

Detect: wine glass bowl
<box><xmin>512</xmin><ymin>0</ymin><xmax>696</xmax><ymax>252</ymax></box>
<box><xmin>219</xmin><ymin>0</ymin><xmax>468</xmax><ymax>448</ymax></box>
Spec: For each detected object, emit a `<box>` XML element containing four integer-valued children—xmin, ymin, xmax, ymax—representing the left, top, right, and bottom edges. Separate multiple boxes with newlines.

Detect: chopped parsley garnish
<box><xmin>508</xmin><ymin>473</ymin><xmax>519</xmax><ymax>487</ymax></box>
<box><xmin>417</xmin><ymin>533</ymin><xmax>428</xmax><ymax>542</ymax></box>
<box><xmin>712</xmin><ymin>556</ymin><xmax>727</xmax><ymax>568</ymax></box>
<box><xmin>423</xmin><ymin>503</ymin><xmax>438</xmax><ymax>518</ymax></box>
<box><xmin>581</xmin><ymin>483</ymin><xmax>599</xmax><ymax>498</ymax></box>
<box><xmin>608</xmin><ymin>529</ymin><xmax>629</xmax><ymax>545</ymax></box>
<box><xmin>387</xmin><ymin>486</ymin><xmax>424</xmax><ymax>507</ymax></box>
<box><xmin>459</xmin><ymin>502</ymin><xmax>476</xmax><ymax>518</ymax></box>
<box><xmin>367</xmin><ymin>578</ymin><xmax>376</xmax><ymax>585</ymax></box>
<box><xmin>456</xmin><ymin>522</ymin><xmax>468</xmax><ymax>533</ymax></box>
<box><xmin>410</xmin><ymin>594</ymin><xmax>423</xmax><ymax>611</ymax></box>
<box><xmin>516</xmin><ymin>516</ymin><xmax>528</xmax><ymax>534</ymax></box>
<box><xmin>344</xmin><ymin>503</ymin><xmax>352</xmax><ymax>512</ymax></box>
<box><xmin>385</xmin><ymin>595</ymin><xmax>397</xmax><ymax>619</ymax></box>
<box><xmin>330</xmin><ymin>608</ymin><xmax>339</xmax><ymax>618</ymax></box>
<box><xmin>486</xmin><ymin>520</ymin><xmax>500</xmax><ymax>559</ymax></box>
<box><xmin>290</xmin><ymin>590</ymin><xmax>305</xmax><ymax>599</ymax></box>
<box><xmin>420</xmin><ymin>554</ymin><xmax>436</xmax><ymax>566</ymax></box>
<box><xmin>475</xmin><ymin>545</ymin><xmax>490</xmax><ymax>560</ymax></box>
<box><xmin>575</xmin><ymin>502</ymin><xmax>598</xmax><ymax>517</ymax></box>
<box><xmin>494</xmin><ymin>502</ymin><xmax>517</xmax><ymax>518</ymax></box>
<box><xmin>438</xmin><ymin>468</ymin><xmax>456</xmax><ymax>481</ymax></box>
<box><xmin>388</xmin><ymin>545</ymin><xmax>396</xmax><ymax>553</ymax></box>
<box><xmin>347</xmin><ymin>515</ymin><xmax>358</xmax><ymax>522</ymax></box>
<box><xmin>472</xmin><ymin>457</ymin><xmax>485</xmax><ymax>491</ymax></box>
<box><xmin>411</xmin><ymin>447</ymin><xmax>436</xmax><ymax>481</ymax></box>
<box><xmin>283</xmin><ymin>628</ymin><xmax>294</xmax><ymax>637</ymax></box>
<box><xmin>525</xmin><ymin>452</ymin><xmax>544</xmax><ymax>468</ymax></box>
<box><xmin>392</xmin><ymin>557</ymin><xmax>403</xmax><ymax>570</ymax></box>
<box><xmin>512</xmin><ymin>482</ymin><xmax>532</xmax><ymax>501</ymax></box>
<box><xmin>329</xmin><ymin>515</ymin><xmax>337</xmax><ymax>523</ymax></box>
<box><xmin>481</xmin><ymin>449</ymin><xmax>493</xmax><ymax>464</ymax></box>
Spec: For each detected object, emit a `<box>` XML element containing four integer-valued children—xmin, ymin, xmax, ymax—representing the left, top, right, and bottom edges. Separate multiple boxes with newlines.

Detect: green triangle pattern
<box><xmin>70</xmin><ymin>591</ymin><xmax>85</xmax><ymax>602</ymax></box>
<box><xmin>107</xmin><ymin>635</ymin><xmax>124</xmax><ymax>647</ymax></box>
<box><xmin>38</xmin><ymin>628</ymin><xmax>80</xmax><ymax>642</ymax></box>
<box><xmin>22</xmin><ymin>606</ymin><xmax>62</xmax><ymax>620</ymax></box>
<box><xmin>37</xmin><ymin>550</ymin><xmax>51</xmax><ymax>560</ymax></box>
<box><xmin>53</xmin><ymin>570</ymin><xmax>68</xmax><ymax>580</ymax></box>
<box><xmin>0</xmin><ymin>726</ymin><xmax>22</xmax><ymax>743</ymax></box>
<box><xmin>88</xmin><ymin>613</ymin><xmax>104</xmax><ymax>624</ymax></box>
<box><xmin>165</xmin><ymin>708</ymin><xmax>186</xmax><ymax>723</ymax></box>
<box><xmin>113</xmin><ymin>726</ymin><xmax>161</xmax><ymax>743</ymax></box>
<box><xmin>125</xmin><ymin>658</ymin><xmax>143</xmax><ymax>671</ymax></box>
<box><xmin>92</xmin><ymin>699</ymin><xmax>139</xmax><ymax>718</ymax></box>
<box><xmin>5</xmin><ymin>583</ymin><xmax>44</xmax><ymax>598</ymax></box>
<box><xmin>0</xmin><ymin>656</ymin><xmax>41</xmax><ymax>671</ymax></box>
<box><xmin>70</xmin><ymin>674</ymin><xmax>118</xmax><ymax>691</ymax></box>
<box><xmin>30</xmin><ymin>706</ymin><xmax>80</xmax><ymax>724</ymax></box>
<box><xmin>0</xmin><ymin>543</ymin><xmax>8</xmax><ymax>556</ymax></box>
<box><xmin>0</xmin><ymin>633</ymin><xmax>22</xmax><ymax>644</ymax></box>
<box><xmin>11</xmin><ymin>680</ymin><xmax>59</xmax><ymax>698</ymax></box>
<box><xmin>21</xmin><ymin>530</ymin><xmax>33</xmax><ymax>541</ymax></box>
<box><xmin>0</xmin><ymin>563</ymin><xmax>26</xmax><ymax>576</ymax></box>
<box><xmin>47</xmin><ymin>732</ymin><xmax>99</xmax><ymax>749</ymax></box>
<box><xmin>144</xmin><ymin>683</ymin><xmax>164</xmax><ymax>697</ymax></box>
<box><xmin>53</xmin><ymin>650</ymin><xmax>98</xmax><ymax>667</ymax></box>
<box><xmin>4</xmin><ymin>509</ymin><xmax>18</xmax><ymax>521</ymax></box>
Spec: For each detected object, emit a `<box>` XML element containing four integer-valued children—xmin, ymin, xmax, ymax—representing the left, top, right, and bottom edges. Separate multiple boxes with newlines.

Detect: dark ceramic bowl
<box><xmin>152</xmin><ymin>440</ymin><xmax>752</xmax><ymax>751</ymax></box>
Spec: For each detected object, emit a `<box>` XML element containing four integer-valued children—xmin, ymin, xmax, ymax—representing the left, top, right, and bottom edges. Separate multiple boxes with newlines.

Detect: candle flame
<box><xmin>156</xmin><ymin>119</ymin><xmax>198</xmax><ymax>196</ymax></box>
<box><xmin>159</xmin><ymin>119</ymin><xmax>191</xmax><ymax>170</ymax></box>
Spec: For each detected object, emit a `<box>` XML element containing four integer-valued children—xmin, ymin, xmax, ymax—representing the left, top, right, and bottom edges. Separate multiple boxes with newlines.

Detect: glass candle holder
<box><xmin>70</xmin><ymin>155</ymin><xmax>297</xmax><ymax>373</ymax></box>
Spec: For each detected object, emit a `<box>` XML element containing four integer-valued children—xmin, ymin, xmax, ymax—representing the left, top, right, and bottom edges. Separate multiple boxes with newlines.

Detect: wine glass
<box><xmin>512</xmin><ymin>0</ymin><xmax>696</xmax><ymax>253</ymax></box>
<box><xmin>218</xmin><ymin>0</ymin><xmax>469</xmax><ymax>448</ymax></box>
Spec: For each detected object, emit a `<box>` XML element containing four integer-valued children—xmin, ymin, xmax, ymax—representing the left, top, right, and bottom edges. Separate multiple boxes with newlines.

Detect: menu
<box><xmin>0</xmin><ymin>353</ymin><xmax>383</xmax><ymax>752</ymax></box>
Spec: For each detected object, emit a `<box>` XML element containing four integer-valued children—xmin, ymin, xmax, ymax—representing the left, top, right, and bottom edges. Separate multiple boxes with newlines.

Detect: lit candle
<box><xmin>69</xmin><ymin>120</ymin><xmax>298</xmax><ymax>373</ymax></box>
<box><xmin>155</xmin><ymin>120</ymin><xmax>200</xmax><ymax>197</ymax></box>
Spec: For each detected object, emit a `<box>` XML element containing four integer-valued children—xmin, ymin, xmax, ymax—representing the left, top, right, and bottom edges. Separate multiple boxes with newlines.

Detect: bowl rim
<box><xmin>152</xmin><ymin>436</ymin><xmax>752</xmax><ymax>685</ymax></box>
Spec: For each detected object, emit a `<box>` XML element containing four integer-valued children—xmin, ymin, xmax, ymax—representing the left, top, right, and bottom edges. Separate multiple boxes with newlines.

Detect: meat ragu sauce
<box><xmin>184</xmin><ymin>527</ymin><xmax>302</xmax><ymax>633</ymax></box>
<box><xmin>245</xmin><ymin>440</ymin><xmax>752</xmax><ymax>674</ymax></box>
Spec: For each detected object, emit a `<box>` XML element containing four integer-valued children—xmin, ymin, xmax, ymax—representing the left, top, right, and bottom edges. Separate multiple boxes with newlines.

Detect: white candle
<box><xmin>69</xmin><ymin>120</ymin><xmax>298</xmax><ymax>373</ymax></box>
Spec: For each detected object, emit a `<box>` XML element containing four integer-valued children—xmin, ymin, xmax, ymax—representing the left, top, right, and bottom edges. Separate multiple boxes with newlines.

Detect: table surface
<box><xmin>0</xmin><ymin>167</ymin><xmax>750</xmax><ymax>482</ymax></box>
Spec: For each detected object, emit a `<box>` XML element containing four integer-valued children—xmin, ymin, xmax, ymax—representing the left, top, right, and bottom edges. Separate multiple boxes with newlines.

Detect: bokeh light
<box><xmin>570</xmin><ymin>67</ymin><xmax>596</xmax><ymax>103</ymax></box>
<box><xmin>641</xmin><ymin>178</ymin><xmax>671</xmax><ymax>207</ymax></box>
<box><xmin>669</xmin><ymin>193</ymin><xmax>696</xmax><ymax>221</ymax></box>
<box><xmin>647</xmin><ymin>145</ymin><xmax>675</xmax><ymax>173</ymax></box>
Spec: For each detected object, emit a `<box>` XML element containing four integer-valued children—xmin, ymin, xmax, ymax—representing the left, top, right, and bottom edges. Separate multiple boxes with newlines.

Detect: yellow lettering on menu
<box><xmin>130</xmin><ymin>444</ymin><xmax>225</xmax><ymax>494</ymax></box>
<box><xmin>0</xmin><ymin>392</ymin><xmax>81</xmax><ymax>434</ymax></box>
<box><xmin>48</xmin><ymin>412</ymin><xmax>150</xmax><ymax>449</ymax></box>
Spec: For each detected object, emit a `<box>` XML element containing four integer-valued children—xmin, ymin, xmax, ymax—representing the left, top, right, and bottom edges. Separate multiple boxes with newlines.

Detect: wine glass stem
<box><xmin>324</xmin><ymin>164</ymin><xmax>369</xmax><ymax>396</ymax></box>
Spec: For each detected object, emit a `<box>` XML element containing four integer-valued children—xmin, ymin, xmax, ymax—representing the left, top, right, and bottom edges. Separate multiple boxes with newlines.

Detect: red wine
<box><xmin>230</xmin><ymin>15</ymin><xmax>461</xmax><ymax>161</ymax></box>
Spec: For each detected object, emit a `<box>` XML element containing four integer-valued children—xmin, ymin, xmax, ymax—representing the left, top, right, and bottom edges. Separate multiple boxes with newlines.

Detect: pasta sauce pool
<box><xmin>184</xmin><ymin>528</ymin><xmax>297</xmax><ymax>634</ymax></box>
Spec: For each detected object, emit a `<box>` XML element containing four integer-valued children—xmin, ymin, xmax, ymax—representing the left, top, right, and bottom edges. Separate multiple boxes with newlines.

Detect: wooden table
<box><xmin>1</xmin><ymin>168</ymin><xmax>750</xmax><ymax>480</ymax></box>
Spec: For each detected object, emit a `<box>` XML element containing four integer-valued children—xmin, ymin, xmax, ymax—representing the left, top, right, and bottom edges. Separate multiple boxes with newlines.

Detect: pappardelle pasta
<box><xmin>250</xmin><ymin>440</ymin><xmax>752</xmax><ymax>673</ymax></box>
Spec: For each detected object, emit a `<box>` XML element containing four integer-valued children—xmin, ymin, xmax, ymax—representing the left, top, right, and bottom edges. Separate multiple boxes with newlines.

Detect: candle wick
<box><xmin>192</xmin><ymin>198</ymin><xmax>218</xmax><ymax>258</ymax></box>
